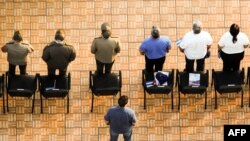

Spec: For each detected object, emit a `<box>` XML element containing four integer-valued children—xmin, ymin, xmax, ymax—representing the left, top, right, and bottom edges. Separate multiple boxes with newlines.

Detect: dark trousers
<box><xmin>185</xmin><ymin>57</ymin><xmax>205</xmax><ymax>72</ymax></box>
<box><xmin>110</xmin><ymin>129</ymin><xmax>132</xmax><ymax>141</ymax></box>
<box><xmin>96</xmin><ymin>60</ymin><xmax>114</xmax><ymax>75</ymax></box>
<box><xmin>9</xmin><ymin>64</ymin><xmax>27</xmax><ymax>76</ymax></box>
<box><xmin>221</xmin><ymin>51</ymin><xmax>244</xmax><ymax>72</ymax></box>
<box><xmin>145</xmin><ymin>56</ymin><xmax>166</xmax><ymax>73</ymax></box>
<box><xmin>48</xmin><ymin>67</ymin><xmax>67</xmax><ymax>78</ymax></box>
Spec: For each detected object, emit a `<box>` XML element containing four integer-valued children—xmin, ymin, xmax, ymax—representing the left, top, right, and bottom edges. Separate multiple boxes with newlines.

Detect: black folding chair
<box><xmin>142</xmin><ymin>69</ymin><xmax>174</xmax><ymax>109</ymax></box>
<box><xmin>176</xmin><ymin>70</ymin><xmax>209</xmax><ymax>110</ymax></box>
<box><xmin>212</xmin><ymin>68</ymin><xmax>244</xmax><ymax>109</ymax></box>
<box><xmin>89</xmin><ymin>71</ymin><xmax>122</xmax><ymax>112</ymax></box>
<box><xmin>38</xmin><ymin>73</ymin><xmax>71</xmax><ymax>113</ymax></box>
<box><xmin>0</xmin><ymin>74</ymin><xmax>5</xmax><ymax>113</ymax></box>
<box><xmin>6</xmin><ymin>72</ymin><xmax>38</xmax><ymax>113</ymax></box>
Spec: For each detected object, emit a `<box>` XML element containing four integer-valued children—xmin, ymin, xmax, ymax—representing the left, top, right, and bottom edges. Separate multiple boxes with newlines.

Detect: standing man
<box><xmin>42</xmin><ymin>29</ymin><xmax>76</xmax><ymax>77</ymax></box>
<box><xmin>91</xmin><ymin>22</ymin><xmax>121</xmax><ymax>75</ymax></box>
<box><xmin>1</xmin><ymin>30</ymin><xmax>34</xmax><ymax>75</ymax></box>
<box><xmin>104</xmin><ymin>95</ymin><xmax>137</xmax><ymax>141</ymax></box>
<box><xmin>139</xmin><ymin>25</ymin><xmax>171</xmax><ymax>73</ymax></box>
<box><xmin>178</xmin><ymin>20</ymin><xmax>213</xmax><ymax>72</ymax></box>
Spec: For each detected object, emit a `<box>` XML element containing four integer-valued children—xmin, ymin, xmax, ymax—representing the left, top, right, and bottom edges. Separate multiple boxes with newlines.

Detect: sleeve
<box><xmin>104</xmin><ymin>110</ymin><xmax>110</xmax><ymax>122</ymax></box>
<box><xmin>166</xmin><ymin>37</ymin><xmax>172</xmax><ymax>49</ymax></box>
<box><xmin>242</xmin><ymin>33</ymin><xmax>250</xmax><ymax>45</ymax></box>
<box><xmin>218</xmin><ymin>33</ymin><xmax>226</xmax><ymax>48</ymax></box>
<box><xmin>115</xmin><ymin>38</ymin><xmax>121</xmax><ymax>54</ymax></box>
<box><xmin>130</xmin><ymin>111</ymin><xmax>137</xmax><ymax>124</ymax></box>
<box><xmin>27</xmin><ymin>44</ymin><xmax>34</xmax><ymax>53</ymax></box>
<box><xmin>42</xmin><ymin>45</ymin><xmax>50</xmax><ymax>62</ymax></box>
<box><xmin>139</xmin><ymin>39</ymin><xmax>147</xmax><ymax>53</ymax></box>
<box><xmin>1</xmin><ymin>44</ymin><xmax>8</xmax><ymax>52</ymax></box>
<box><xmin>69</xmin><ymin>46</ymin><xmax>76</xmax><ymax>62</ymax></box>
<box><xmin>206</xmin><ymin>32</ymin><xmax>213</xmax><ymax>46</ymax></box>
<box><xmin>179</xmin><ymin>33</ymin><xmax>188</xmax><ymax>49</ymax></box>
<box><xmin>91</xmin><ymin>39</ymin><xmax>97</xmax><ymax>54</ymax></box>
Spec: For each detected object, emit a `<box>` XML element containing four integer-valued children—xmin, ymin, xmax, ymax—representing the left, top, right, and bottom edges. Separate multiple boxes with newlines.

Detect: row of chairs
<box><xmin>0</xmin><ymin>72</ymin><xmax>71</xmax><ymax>114</ymax></box>
<box><xmin>0</xmin><ymin>67</ymin><xmax>248</xmax><ymax>113</ymax></box>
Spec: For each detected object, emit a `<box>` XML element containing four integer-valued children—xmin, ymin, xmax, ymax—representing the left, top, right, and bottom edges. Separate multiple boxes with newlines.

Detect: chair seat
<box><xmin>144</xmin><ymin>86</ymin><xmax>172</xmax><ymax>94</ymax></box>
<box><xmin>8</xmin><ymin>89</ymin><xmax>34</xmax><ymax>97</ymax></box>
<box><xmin>215</xmin><ymin>85</ymin><xmax>242</xmax><ymax>94</ymax></box>
<box><xmin>91</xmin><ymin>73</ymin><xmax>121</xmax><ymax>96</ymax></box>
<box><xmin>41</xmin><ymin>89</ymin><xmax>69</xmax><ymax>98</ymax></box>
<box><xmin>179</xmin><ymin>86</ymin><xmax>207</xmax><ymax>94</ymax></box>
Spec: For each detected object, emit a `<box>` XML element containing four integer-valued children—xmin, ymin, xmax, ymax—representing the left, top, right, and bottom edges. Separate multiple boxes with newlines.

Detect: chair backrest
<box><xmin>7</xmin><ymin>74</ymin><xmax>37</xmax><ymax>92</ymax></box>
<box><xmin>39</xmin><ymin>74</ymin><xmax>70</xmax><ymax>92</ymax></box>
<box><xmin>213</xmin><ymin>69</ymin><xmax>244</xmax><ymax>87</ymax></box>
<box><xmin>178</xmin><ymin>70</ymin><xmax>208</xmax><ymax>88</ymax></box>
<box><xmin>143</xmin><ymin>69</ymin><xmax>174</xmax><ymax>87</ymax></box>
<box><xmin>92</xmin><ymin>73</ymin><xmax>121</xmax><ymax>90</ymax></box>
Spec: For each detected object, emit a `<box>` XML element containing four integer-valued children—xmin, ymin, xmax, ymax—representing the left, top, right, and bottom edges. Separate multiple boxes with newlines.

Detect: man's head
<box><xmin>12</xmin><ymin>30</ymin><xmax>23</xmax><ymax>42</ymax></box>
<box><xmin>101</xmin><ymin>22</ymin><xmax>112</xmax><ymax>39</ymax></box>
<box><xmin>192</xmin><ymin>20</ymin><xmax>202</xmax><ymax>34</ymax></box>
<box><xmin>118</xmin><ymin>95</ymin><xmax>128</xmax><ymax>107</ymax></box>
<box><xmin>55</xmin><ymin>29</ymin><xmax>65</xmax><ymax>41</ymax></box>
<box><xmin>151</xmin><ymin>26</ymin><xmax>160</xmax><ymax>39</ymax></box>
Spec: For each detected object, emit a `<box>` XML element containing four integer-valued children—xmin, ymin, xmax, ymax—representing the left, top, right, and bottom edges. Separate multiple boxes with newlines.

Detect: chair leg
<box><xmin>249</xmin><ymin>84</ymin><xmax>250</xmax><ymax>107</ymax></box>
<box><xmin>144</xmin><ymin>90</ymin><xmax>146</xmax><ymax>110</ymax></box>
<box><xmin>241</xmin><ymin>90</ymin><xmax>243</xmax><ymax>108</ymax></box>
<box><xmin>2</xmin><ymin>92</ymin><xmax>5</xmax><ymax>114</ymax></box>
<box><xmin>205</xmin><ymin>91</ymin><xmax>207</xmax><ymax>109</ymax></box>
<box><xmin>31</xmin><ymin>93</ymin><xmax>35</xmax><ymax>113</ymax></box>
<box><xmin>91</xmin><ymin>92</ymin><xmax>94</xmax><ymax>112</ymax></box>
<box><xmin>40</xmin><ymin>94</ymin><xmax>43</xmax><ymax>114</ymax></box>
<box><xmin>67</xmin><ymin>94</ymin><xmax>69</xmax><ymax>114</ymax></box>
<box><xmin>215</xmin><ymin>90</ymin><xmax>217</xmax><ymax>109</ymax></box>
<box><xmin>178</xmin><ymin>91</ymin><xmax>180</xmax><ymax>111</ymax></box>
<box><xmin>171</xmin><ymin>90</ymin><xmax>174</xmax><ymax>110</ymax></box>
<box><xmin>7</xmin><ymin>94</ymin><xmax>9</xmax><ymax>112</ymax></box>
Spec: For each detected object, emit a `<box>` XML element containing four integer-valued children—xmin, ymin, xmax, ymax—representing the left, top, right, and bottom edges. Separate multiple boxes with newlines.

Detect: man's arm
<box><xmin>1</xmin><ymin>45</ymin><xmax>7</xmax><ymax>52</ymax></box>
<box><xmin>42</xmin><ymin>45</ymin><xmax>50</xmax><ymax>62</ymax></box>
<box><xmin>91</xmin><ymin>39</ymin><xmax>97</xmax><ymax>54</ymax></box>
<box><xmin>69</xmin><ymin>46</ymin><xmax>76</xmax><ymax>62</ymax></box>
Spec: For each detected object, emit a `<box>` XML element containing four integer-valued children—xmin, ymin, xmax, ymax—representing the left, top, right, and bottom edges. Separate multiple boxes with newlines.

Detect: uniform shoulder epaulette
<box><xmin>94</xmin><ymin>36</ymin><xmax>102</xmax><ymax>39</ymax></box>
<box><xmin>110</xmin><ymin>36</ymin><xmax>119</xmax><ymax>38</ymax></box>
<box><xmin>21</xmin><ymin>42</ymin><xmax>29</xmax><ymax>45</ymax></box>
<box><xmin>64</xmin><ymin>42</ymin><xmax>73</xmax><ymax>47</ymax></box>
<box><xmin>6</xmin><ymin>41</ymin><xmax>15</xmax><ymax>44</ymax></box>
<box><xmin>47</xmin><ymin>41</ymin><xmax>56</xmax><ymax>47</ymax></box>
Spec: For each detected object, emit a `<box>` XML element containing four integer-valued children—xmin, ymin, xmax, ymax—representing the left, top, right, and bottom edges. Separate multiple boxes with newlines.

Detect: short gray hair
<box><xmin>193</xmin><ymin>20</ymin><xmax>202</xmax><ymax>28</ymax></box>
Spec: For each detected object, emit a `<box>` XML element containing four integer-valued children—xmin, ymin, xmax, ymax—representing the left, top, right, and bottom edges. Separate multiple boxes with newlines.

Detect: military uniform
<box><xmin>91</xmin><ymin>36</ymin><xmax>120</xmax><ymax>74</ymax></box>
<box><xmin>1</xmin><ymin>40</ymin><xmax>34</xmax><ymax>75</ymax></box>
<box><xmin>42</xmin><ymin>40</ymin><xmax>76</xmax><ymax>76</ymax></box>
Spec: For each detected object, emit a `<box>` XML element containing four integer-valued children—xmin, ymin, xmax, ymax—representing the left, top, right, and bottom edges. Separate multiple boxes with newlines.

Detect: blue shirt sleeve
<box><xmin>104</xmin><ymin>110</ymin><xmax>110</xmax><ymax>121</ymax></box>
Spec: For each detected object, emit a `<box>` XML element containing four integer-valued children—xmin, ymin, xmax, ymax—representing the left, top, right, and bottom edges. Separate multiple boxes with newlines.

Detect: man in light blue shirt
<box><xmin>104</xmin><ymin>95</ymin><xmax>137</xmax><ymax>141</ymax></box>
<box><xmin>139</xmin><ymin>26</ymin><xmax>171</xmax><ymax>73</ymax></box>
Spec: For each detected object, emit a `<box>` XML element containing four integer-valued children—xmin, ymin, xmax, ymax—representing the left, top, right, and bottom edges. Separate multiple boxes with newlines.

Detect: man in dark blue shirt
<box><xmin>104</xmin><ymin>95</ymin><xmax>137</xmax><ymax>141</ymax></box>
<box><xmin>139</xmin><ymin>26</ymin><xmax>171</xmax><ymax>73</ymax></box>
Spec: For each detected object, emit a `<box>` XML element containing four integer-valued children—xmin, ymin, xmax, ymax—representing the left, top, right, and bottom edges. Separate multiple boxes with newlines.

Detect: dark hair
<box><xmin>118</xmin><ymin>95</ymin><xmax>128</xmax><ymax>107</ymax></box>
<box><xmin>12</xmin><ymin>30</ymin><xmax>23</xmax><ymax>42</ymax></box>
<box><xmin>55</xmin><ymin>29</ymin><xmax>65</xmax><ymax>41</ymax></box>
<box><xmin>229</xmin><ymin>23</ymin><xmax>240</xmax><ymax>44</ymax></box>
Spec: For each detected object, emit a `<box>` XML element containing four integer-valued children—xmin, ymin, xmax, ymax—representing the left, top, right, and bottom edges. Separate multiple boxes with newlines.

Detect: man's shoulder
<box><xmin>124</xmin><ymin>107</ymin><xmax>135</xmax><ymax>113</ymax></box>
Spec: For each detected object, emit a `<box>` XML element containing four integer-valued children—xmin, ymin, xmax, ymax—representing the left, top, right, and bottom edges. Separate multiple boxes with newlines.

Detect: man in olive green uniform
<box><xmin>91</xmin><ymin>22</ymin><xmax>121</xmax><ymax>75</ymax></box>
<box><xmin>42</xmin><ymin>29</ymin><xmax>76</xmax><ymax>77</ymax></box>
<box><xmin>1</xmin><ymin>30</ymin><xmax>34</xmax><ymax>75</ymax></box>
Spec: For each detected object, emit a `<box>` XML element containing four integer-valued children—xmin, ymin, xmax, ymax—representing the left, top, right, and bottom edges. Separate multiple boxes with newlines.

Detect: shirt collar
<box><xmin>55</xmin><ymin>40</ymin><xmax>64</xmax><ymax>44</ymax></box>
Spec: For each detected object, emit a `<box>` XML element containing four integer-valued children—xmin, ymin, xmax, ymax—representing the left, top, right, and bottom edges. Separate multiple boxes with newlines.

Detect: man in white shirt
<box><xmin>178</xmin><ymin>20</ymin><xmax>213</xmax><ymax>72</ymax></box>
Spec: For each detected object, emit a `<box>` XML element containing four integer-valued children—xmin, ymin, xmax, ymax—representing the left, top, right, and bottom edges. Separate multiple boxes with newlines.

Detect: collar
<box><xmin>55</xmin><ymin>40</ymin><xmax>64</xmax><ymax>44</ymax></box>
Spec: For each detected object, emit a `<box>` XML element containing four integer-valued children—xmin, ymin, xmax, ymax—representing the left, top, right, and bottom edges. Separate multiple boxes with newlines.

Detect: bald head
<box><xmin>192</xmin><ymin>20</ymin><xmax>202</xmax><ymax>34</ymax></box>
<box><xmin>151</xmin><ymin>26</ymin><xmax>160</xmax><ymax>39</ymax></box>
